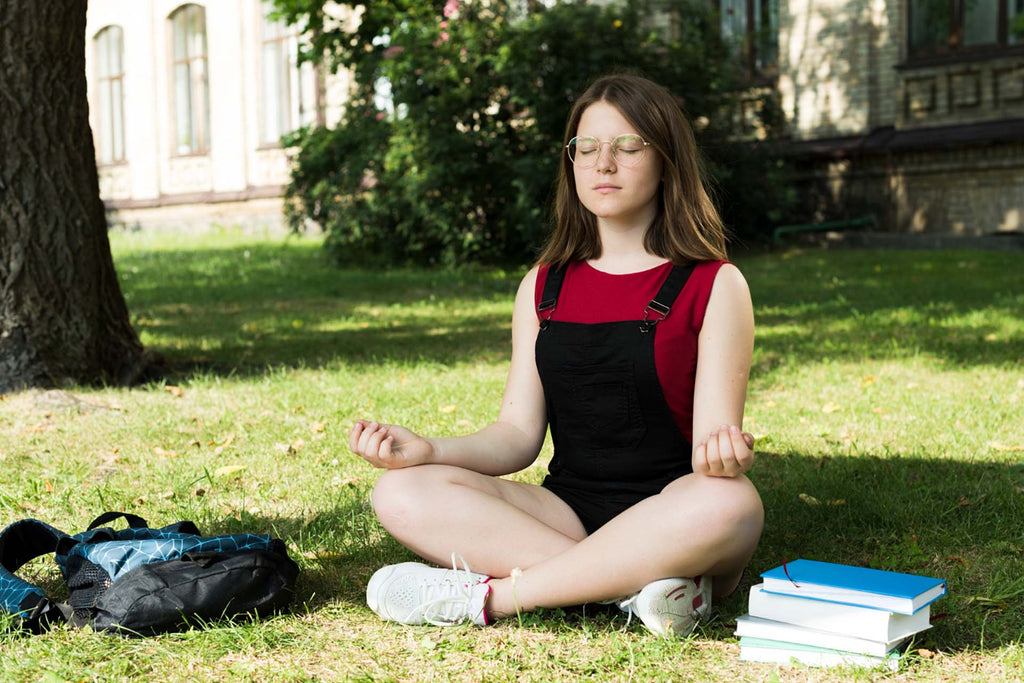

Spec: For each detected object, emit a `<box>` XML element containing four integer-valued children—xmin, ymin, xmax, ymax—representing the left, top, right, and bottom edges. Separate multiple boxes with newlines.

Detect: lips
<box><xmin>593</xmin><ymin>184</ymin><xmax>621</xmax><ymax>193</ymax></box>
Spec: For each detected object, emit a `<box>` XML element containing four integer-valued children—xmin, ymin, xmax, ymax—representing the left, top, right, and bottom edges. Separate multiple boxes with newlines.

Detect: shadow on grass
<box><xmin>189</xmin><ymin>451</ymin><xmax>1024</xmax><ymax>652</ymax></box>
<box><xmin>716</xmin><ymin>451</ymin><xmax>1024</xmax><ymax>652</ymax></box>
<box><xmin>115</xmin><ymin>243</ymin><xmax>1024</xmax><ymax>382</ymax></box>
<box><xmin>738</xmin><ymin>249</ymin><xmax>1024</xmax><ymax>370</ymax></box>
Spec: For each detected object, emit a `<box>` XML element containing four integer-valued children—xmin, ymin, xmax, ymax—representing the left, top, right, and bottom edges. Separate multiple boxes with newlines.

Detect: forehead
<box><xmin>576</xmin><ymin>100</ymin><xmax>638</xmax><ymax>137</ymax></box>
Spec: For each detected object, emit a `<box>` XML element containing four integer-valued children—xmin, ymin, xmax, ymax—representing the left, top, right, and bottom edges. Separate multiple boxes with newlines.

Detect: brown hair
<box><xmin>537</xmin><ymin>74</ymin><xmax>728</xmax><ymax>267</ymax></box>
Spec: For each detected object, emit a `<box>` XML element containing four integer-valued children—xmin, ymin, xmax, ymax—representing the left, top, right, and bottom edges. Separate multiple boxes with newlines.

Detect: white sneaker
<box><xmin>366</xmin><ymin>554</ymin><xmax>492</xmax><ymax>626</ymax></box>
<box><xmin>618</xmin><ymin>576</ymin><xmax>711</xmax><ymax>637</ymax></box>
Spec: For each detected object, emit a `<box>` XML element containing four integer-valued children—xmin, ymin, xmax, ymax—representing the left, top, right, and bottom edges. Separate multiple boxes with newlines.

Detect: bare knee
<box><xmin>663</xmin><ymin>474</ymin><xmax>764</xmax><ymax>571</ymax></box>
<box><xmin>370</xmin><ymin>467</ymin><xmax>431</xmax><ymax>535</ymax></box>
<box><xmin>370</xmin><ymin>464</ymin><xmax>480</xmax><ymax>537</ymax></box>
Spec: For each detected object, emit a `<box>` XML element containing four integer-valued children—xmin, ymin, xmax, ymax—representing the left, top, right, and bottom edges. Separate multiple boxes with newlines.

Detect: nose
<box><xmin>595</xmin><ymin>141</ymin><xmax>616</xmax><ymax>173</ymax></box>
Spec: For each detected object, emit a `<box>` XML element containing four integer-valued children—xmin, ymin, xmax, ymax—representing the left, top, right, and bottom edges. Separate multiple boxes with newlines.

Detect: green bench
<box><xmin>772</xmin><ymin>217</ymin><xmax>877</xmax><ymax>246</ymax></box>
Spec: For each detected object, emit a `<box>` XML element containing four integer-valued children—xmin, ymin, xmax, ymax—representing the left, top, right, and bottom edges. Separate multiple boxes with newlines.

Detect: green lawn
<box><xmin>0</xmin><ymin>228</ymin><xmax>1021</xmax><ymax>681</ymax></box>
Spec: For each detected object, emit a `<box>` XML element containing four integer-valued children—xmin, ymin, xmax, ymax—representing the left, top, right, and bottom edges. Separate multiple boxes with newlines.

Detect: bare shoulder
<box><xmin>704</xmin><ymin>263</ymin><xmax>754</xmax><ymax>333</ymax></box>
<box><xmin>712</xmin><ymin>263</ymin><xmax>750</xmax><ymax>295</ymax></box>
<box><xmin>514</xmin><ymin>265</ymin><xmax>542</xmax><ymax>308</ymax></box>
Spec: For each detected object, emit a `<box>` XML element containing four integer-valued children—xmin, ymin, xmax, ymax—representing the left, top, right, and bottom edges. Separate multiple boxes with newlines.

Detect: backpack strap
<box><xmin>84</xmin><ymin>511</ymin><xmax>201</xmax><ymax>536</ymax></box>
<box><xmin>0</xmin><ymin>519</ymin><xmax>72</xmax><ymax>633</ymax></box>
<box><xmin>86</xmin><ymin>511</ymin><xmax>149</xmax><ymax>531</ymax></box>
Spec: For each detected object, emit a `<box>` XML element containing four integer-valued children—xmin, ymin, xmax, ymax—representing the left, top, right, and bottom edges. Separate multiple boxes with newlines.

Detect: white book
<box><xmin>735</xmin><ymin>614</ymin><xmax>908</xmax><ymax>657</ymax></box>
<box><xmin>739</xmin><ymin>637</ymin><xmax>901</xmax><ymax>672</ymax></box>
<box><xmin>748</xmin><ymin>584</ymin><xmax>931</xmax><ymax>642</ymax></box>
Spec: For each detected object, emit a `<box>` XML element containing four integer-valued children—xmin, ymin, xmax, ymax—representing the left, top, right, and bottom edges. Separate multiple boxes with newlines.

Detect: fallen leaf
<box><xmin>799</xmin><ymin>493</ymin><xmax>820</xmax><ymax>506</ymax></box>
<box><xmin>311</xmin><ymin>421</ymin><xmax>326</xmax><ymax>433</ymax></box>
<box><xmin>958</xmin><ymin>496</ymin><xmax>971</xmax><ymax>507</ymax></box>
<box><xmin>821</xmin><ymin>402</ymin><xmax>841</xmax><ymax>413</ymax></box>
<box><xmin>861</xmin><ymin>375</ymin><xmax>877</xmax><ymax>386</ymax></box>
<box><xmin>153</xmin><ymin>447</ymin><xmax>178</xmax><ymax>458</ymax></box>
<box><xmin>440</xmin><ymin>405</ymin><xmax>458</xmax><ymax>413</ymax></box>
<box><xmin>44</xmin><ymin>480</ymin><xmax>54</xmax><ymax>493</ymax></box>
<box><xmin>165</xmin><ymin>385</ymin><xmax>184</xmax><ymax>398</ymax></box>
<box><xmin>214</xmin><ymin>464</ymin><xmax>247</xmax><ymax>478</ymax></box>
<box><xmin>274</xmin><ymin>443</ymin><xmax>296</xmax><ymax>455</ymax></box>
<box><xmin>917</xmin><ymin>648</ymin><xmax>935</xmax><ymax>659</ymax></box>
<box><xmin>988</xmin><ymin>441</ymin><xmax>1024</xmax><ymax>452</ymax></box>
<box><xmin>219</xmin><ymin>433</ymin><xmax>236</xmax><ymax>447</ymax></box>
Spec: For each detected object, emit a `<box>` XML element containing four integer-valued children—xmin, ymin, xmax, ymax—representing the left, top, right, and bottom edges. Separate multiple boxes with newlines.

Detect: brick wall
<box><xmin>778</xmin><ymin>0</ymin><xmax>1024</xmax><ymax>236</ymax></box>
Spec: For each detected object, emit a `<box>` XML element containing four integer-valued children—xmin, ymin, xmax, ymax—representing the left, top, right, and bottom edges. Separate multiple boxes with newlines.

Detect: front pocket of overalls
<box><xmin>568</xmin><ymin>366</ymin><xmax>647</xmax><ymax>452</ymax></box>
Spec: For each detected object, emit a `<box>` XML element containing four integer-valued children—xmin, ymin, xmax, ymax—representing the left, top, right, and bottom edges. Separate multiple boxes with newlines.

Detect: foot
<box><xmin>366</xmin><ymin>554</ymin><xmax>492</xmax><ymax>626</ymax></box>
<box><xmin>618</xmin><ymin>576</ymin><xmax>711</xmax><ymax>637</ymax></box>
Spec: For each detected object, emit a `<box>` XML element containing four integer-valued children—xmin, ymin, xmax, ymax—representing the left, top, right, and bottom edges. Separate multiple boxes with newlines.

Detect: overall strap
<box><xmin>537</xmin><ymin>263</ymin><xmax>568</xmax><ymax>329</ymax></box>
<box><xmin>0</xmin><ymin>519</ymin><xmax>72</xmax><ymax>632</ymax></box>
<box><xmin>640</xmin><ymin>264</ymin><xmax>695</xmax><ymax>333</ymax></box>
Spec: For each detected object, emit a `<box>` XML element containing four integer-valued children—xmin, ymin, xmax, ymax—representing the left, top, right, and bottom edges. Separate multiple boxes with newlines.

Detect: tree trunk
<box><xmin>0</xmin><ymin>0</ymin><xmax>148</xmax><ymax>393</ymax></box>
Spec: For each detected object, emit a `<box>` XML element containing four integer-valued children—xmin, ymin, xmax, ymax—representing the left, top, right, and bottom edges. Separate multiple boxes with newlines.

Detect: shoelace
<box><xmin>416</xmin><ymin>553</ymin><xmax>484</xmax><ymax>626</ymax></box>
<box><xmin>616</xmin><ymin>593</ymin><xmax>640</xmax><ymax>628</ymax></box>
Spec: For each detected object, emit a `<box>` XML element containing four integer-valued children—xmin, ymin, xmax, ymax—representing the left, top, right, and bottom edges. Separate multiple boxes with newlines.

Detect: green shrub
<box><xmin>277</xmin><ymin>0</ymin><xmax>793</xmax><ymax>266</ymax></box>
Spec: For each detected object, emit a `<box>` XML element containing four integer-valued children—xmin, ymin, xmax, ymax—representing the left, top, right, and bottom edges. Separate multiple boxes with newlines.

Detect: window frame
<box><xmin>169</xmin><ymin>3</ymin><xmax>211</xmax><ymax>156</ymax></box>
<box><xmin>94</xmin><ymin>25</ymin><xmax>127</xmax><ymax>165</ymax></box>
<box><xmin>713</xmin><ymin>0</ymin><xmax>779</xmax><ymax>82</ymax></box>
<box><xmin>907</xmin><ymin>0</ymin><xmax>1024</xmax><ymax>63</ymax></box>
<box><xmin>259</xmin><ymin>4</ymin><xmax>324</xmax><ymax>147</ymax></box>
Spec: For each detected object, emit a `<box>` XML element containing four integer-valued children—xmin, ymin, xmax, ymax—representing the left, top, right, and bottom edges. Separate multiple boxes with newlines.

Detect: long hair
<box><xmin>537</xmin><ymin>74</ymin><xmax>728</xmax><ymax>267</ymax></box>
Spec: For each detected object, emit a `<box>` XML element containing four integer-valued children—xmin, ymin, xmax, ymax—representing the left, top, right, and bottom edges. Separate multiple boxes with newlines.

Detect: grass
<box><xmin>1</xmin><ymin>227</ymin><xmax>1022</xmax><ymax>681</ymax></box>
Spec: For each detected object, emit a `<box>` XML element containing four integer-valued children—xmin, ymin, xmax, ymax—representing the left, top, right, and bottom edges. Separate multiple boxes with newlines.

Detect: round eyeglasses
<box><xmin>566</xmin><ymin>134</ymin><xmax>650</xmax><ymax>168</ymax></box>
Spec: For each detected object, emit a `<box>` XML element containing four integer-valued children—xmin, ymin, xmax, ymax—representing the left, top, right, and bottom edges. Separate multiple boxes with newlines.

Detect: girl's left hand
<box><xmin>694</xmin><ymin>425</ymin><xmax>755</xmax><ymax>477</ymax></box>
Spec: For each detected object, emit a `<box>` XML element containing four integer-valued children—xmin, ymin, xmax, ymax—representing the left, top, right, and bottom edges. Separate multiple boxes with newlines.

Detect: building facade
<box><xmin>85</xmin><ymin>0</ymin><xmax>351</xmax><ymax>231</ymax></box>
<box><xmin>765</xmin><ymin>0</ymin><xmax>1024</xmax><ymax>235</ymax></box>
<box><xmin>86</xmin><ymin>1</ymin><xmax>1023</xmax><ymax>236</ymax></box>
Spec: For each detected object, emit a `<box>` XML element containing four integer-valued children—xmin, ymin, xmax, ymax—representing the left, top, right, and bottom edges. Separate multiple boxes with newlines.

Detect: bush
<box><xmin>277</xmin><ymin>0</ymin><xmax>792</xmax><ymax>266</ymax></box>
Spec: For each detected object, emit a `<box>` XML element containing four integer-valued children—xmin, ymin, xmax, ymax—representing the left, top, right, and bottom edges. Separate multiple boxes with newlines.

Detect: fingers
<box><xmin>695</xmin><ymin>424</ymin><xmax>754</xmax><ymax>477</ymax></box>
<box><xmin>350</xmin><ymin>420</ymin><xmax>393</xmax><ymax>467</ymax></box>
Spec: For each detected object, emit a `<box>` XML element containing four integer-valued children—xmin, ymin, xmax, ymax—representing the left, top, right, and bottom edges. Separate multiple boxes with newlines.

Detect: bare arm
<box><xmin>350</xmin><ymin>267</ymin><xmax>549</xmax><ymax>476</ymax></box>
<box><xmin>691</xmin><ymin>263</ymin><xmax>756</xmax><ymax>477</ymax></box>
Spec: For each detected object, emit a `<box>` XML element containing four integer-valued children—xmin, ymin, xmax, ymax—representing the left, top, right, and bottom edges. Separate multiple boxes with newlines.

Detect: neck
<box><xmin>590</xmin><ymin>219</ymin><xmax>666</xmax><ymax>274</ymax></box>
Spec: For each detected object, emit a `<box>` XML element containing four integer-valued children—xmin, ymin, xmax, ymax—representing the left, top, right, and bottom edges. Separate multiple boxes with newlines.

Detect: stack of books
<box><xmin>736</xmin><ymin>559</ymin><xmax>946</xmax><ymax>671</ymax></box>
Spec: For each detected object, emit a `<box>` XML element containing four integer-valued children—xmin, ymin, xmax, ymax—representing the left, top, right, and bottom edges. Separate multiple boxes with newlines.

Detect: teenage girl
<box><xmin>349</xmin><ymin>73</ymin><xmax>763</xmax><ymax>636</ymax></box>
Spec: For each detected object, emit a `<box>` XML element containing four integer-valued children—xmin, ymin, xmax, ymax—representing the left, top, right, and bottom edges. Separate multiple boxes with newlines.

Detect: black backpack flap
<box><xmin>88</xmin><ymin>545</ymin><xmax>300</xmax><ymax>636</ymax></box>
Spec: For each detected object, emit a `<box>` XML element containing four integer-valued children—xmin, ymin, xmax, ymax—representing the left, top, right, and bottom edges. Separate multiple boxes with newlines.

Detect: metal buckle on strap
<box><xmin>640</xmin><ymin>300</ymin><xmax>670</xmax><ymax>333</ymax></box>
<box><xmin>538</xmin><ymin>299</ymin><xmax>556</xmax><ymax>330</ymax></box>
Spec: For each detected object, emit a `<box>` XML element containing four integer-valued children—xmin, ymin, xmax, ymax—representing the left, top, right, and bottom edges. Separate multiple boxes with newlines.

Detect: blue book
<box><xmin>760</xmin><ymin>559</ymin><xmax>946</xmax><ymax>615</ymax></box>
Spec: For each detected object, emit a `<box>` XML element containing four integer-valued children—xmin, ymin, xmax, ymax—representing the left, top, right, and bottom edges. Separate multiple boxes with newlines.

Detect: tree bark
<box><xmin>0</xmin><ymin>0</ymin><xmax>148</xmax><ymax>393</ymax></box>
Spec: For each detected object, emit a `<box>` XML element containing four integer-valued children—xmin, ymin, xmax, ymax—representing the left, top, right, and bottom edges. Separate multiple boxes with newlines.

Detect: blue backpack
<box><xmin>0</xmin><ymin>512</ymin><xmax>299</xmax><ymax>636</ymax></box>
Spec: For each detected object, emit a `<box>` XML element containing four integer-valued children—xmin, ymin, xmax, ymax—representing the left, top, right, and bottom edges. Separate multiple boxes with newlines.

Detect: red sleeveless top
<box><xmin>535</xmin><ymin>260</ymin><xmax>725</xmax><ymax>442</ymax></box>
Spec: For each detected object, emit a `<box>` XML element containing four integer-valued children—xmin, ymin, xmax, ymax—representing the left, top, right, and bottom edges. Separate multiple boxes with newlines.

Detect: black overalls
<box><xmin>536</xmin><ymin>263</ymin><xmax>696</xmax><ymax>535</ymax></box>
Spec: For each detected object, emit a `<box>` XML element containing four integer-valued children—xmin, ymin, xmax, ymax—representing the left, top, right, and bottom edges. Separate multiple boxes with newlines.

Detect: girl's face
<box><xmin>572</xmin><ymin>101</ymin><xmax>663</xmax><ymax>231</ymax></box>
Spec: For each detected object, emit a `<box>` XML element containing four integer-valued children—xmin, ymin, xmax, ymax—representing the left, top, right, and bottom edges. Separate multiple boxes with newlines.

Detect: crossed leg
<box><xmin>370</xmin><ymin>464</ymin><xmax>764</xmax><ymax>621</ymax></box>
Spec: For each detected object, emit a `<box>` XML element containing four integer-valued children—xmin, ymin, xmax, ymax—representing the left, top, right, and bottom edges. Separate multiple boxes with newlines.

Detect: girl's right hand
<box><xmin>349</xmin><ymin>419</ymin><xmax>434</xmax><ymax>469</ymax></box>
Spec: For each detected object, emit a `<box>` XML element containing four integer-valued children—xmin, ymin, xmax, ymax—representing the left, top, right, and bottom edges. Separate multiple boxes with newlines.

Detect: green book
<box><xmin>739</xmin><ymin>636</ymin><xmax>901</xmax><ymax>671</ymax></box>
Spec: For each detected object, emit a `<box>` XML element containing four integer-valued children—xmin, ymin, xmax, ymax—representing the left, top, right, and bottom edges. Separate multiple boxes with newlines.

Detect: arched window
<box><xmin>260</xmin><ymin>2</ymin><xmax>319</xmax><ymax>144</ymax></box>
<box><xmin>169</xmin><ymin>4</ymin><xmax>210</xmax><ymax>154</ymax></box>
<box><xmin>94</xmin><ymin>25</ymin><xmax>126</xmax><ymax>163</ymax></box>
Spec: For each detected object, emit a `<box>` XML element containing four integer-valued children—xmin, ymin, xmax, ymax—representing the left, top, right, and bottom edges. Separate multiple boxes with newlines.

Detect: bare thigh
<box><xmin>372</xmin><ymin>464</ymin><xmax>589</xmax><ymax>542</ymax></box>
